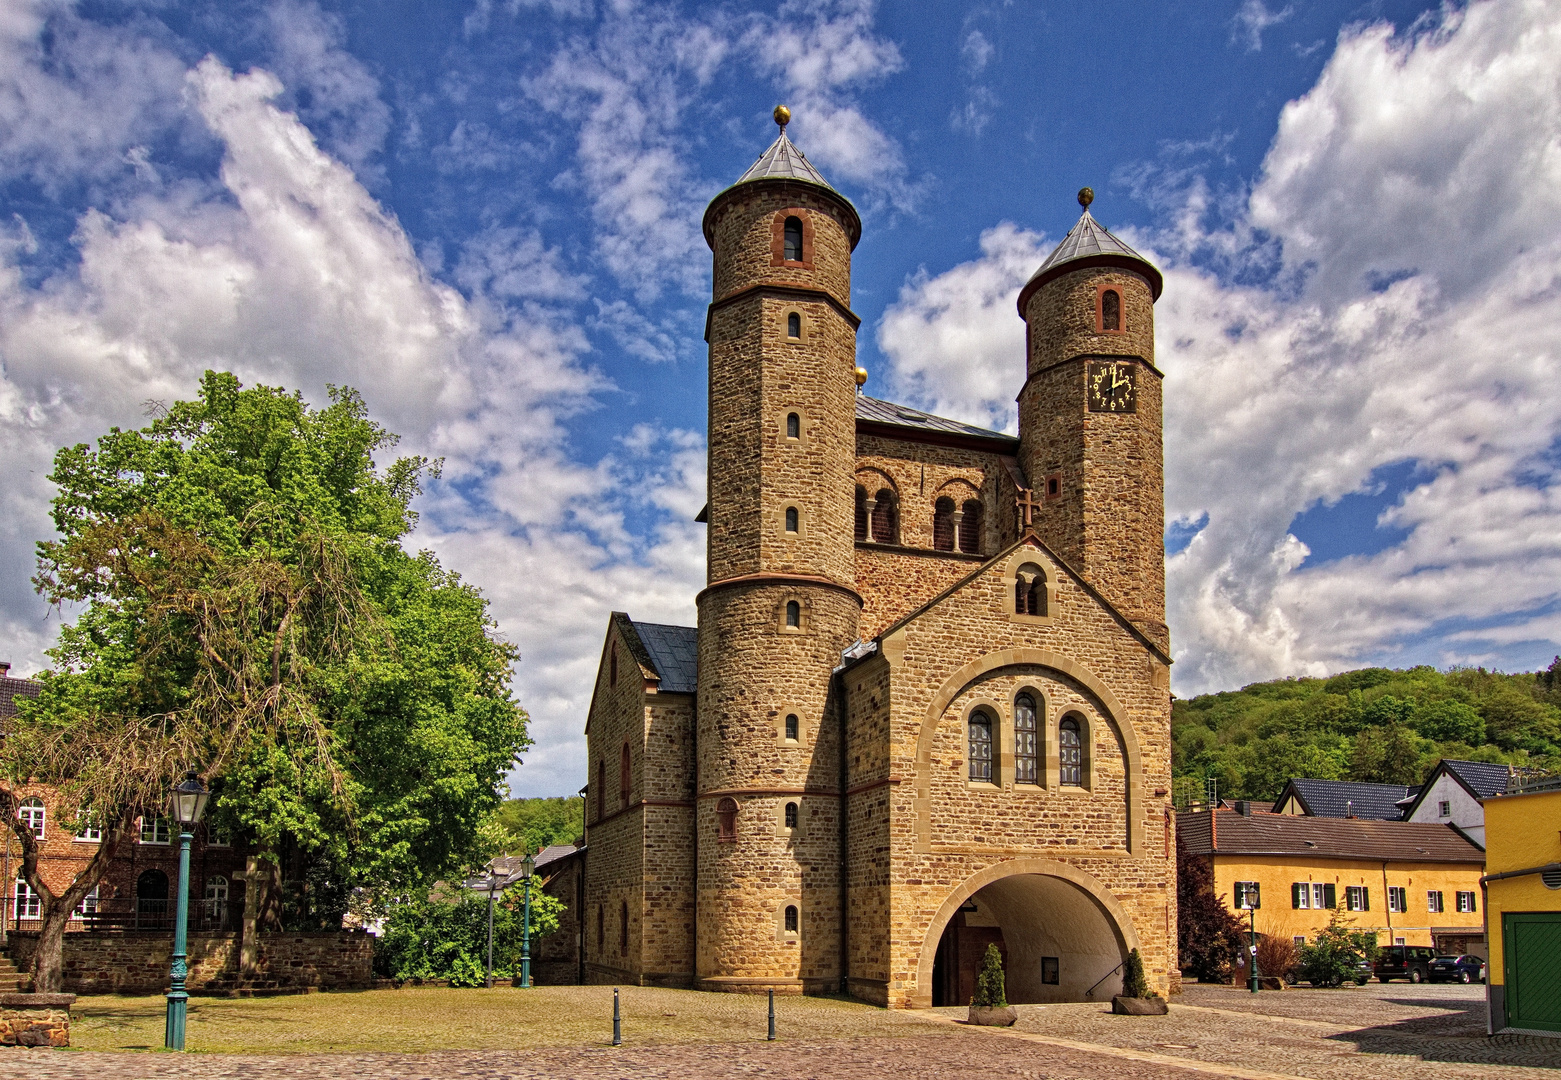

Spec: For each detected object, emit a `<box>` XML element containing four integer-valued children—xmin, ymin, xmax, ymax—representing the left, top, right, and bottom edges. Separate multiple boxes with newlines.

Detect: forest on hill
<box><xmin>1172</xmin><ymin>660</ymin><xmax>1561</xmax><ymax>804</ymax></box>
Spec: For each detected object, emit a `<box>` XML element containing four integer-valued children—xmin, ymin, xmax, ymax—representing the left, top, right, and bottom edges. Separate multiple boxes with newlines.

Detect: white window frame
<box><xmin>1293</xmin><ymin>935</ymin><xmax>1306</xmax><ymax>947</ymax></box>
<box><xmin>18</xmin><ymin>798</ymin><xmax>45</xmax><ymax>840</ymax></box>
<box><xmin>1427</xmin><ymin>889</ymin><xmax>1444</xmax><ymax>913</ymax></box>
<box><xmin>207</xmin><ymin>822</ymin><xmax>232</xmax><ymax>847</ymax></box>
<box><xmin>1388</xmin><ymin>886</ymin><xmax>1407</xmax><ymax>913</ymax></box>
<box><xmin>73</xmin><ymin>885</ymin><xmax>99</xmax><ymax>919</ymax></box>
<box><xmin>140</xmin><ymin>815</ymin><xmax>171</xmax><ymax>845</ymax></box>
<box><xmin>14</xmin><ymin>877</ymin><xmax>40</xmax><ymax>919</ymax></box>
<box><xmin>1346</xmin><ymin>885</ymin><xmax>1367</xmax><ymax>911</ymax></box>
<box><xmin>1312</xmin><ymin>882</ymin><xmax>1327</xmax><ymax>909</ymax></box>
<box><xmin>1294</xmin><ymin>882</ymin><xmax>1312</xmax><ymax>909</ymax></box>
<box><xmin>1438</xmin><ymin>800</ymin><xmax>1451</xmax><ymax>817</ymax></box>
<box><xmin>1456</xmin><ymin>890</ymin><xmax>1476</xmax><ymax>913</ymax></box>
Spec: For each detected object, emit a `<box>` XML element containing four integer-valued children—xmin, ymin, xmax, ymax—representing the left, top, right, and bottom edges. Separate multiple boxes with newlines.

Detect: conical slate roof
<box><xmin>1017</xmin><ymin>204</ymin><xmax>1163</xmax><ymax>312</ymax></box>
<box><xmin>735</xmin><ymin>130</ymin><xmax>835</xmax><ymax>190</ymax></box>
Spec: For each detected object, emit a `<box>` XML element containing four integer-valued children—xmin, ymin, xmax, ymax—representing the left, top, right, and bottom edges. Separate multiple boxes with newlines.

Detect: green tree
<box><xmin>1121</xmin><ymin>947</ymin><xmax>1152</xmax><ymax>998</ymax></box>
<box><xmin>1411</xmin><ymin>700</ymin><xmax>1485</xmax><ymax>744</ymax></box>
<box><xmin>972</xmin><ymin>943</ymin><xmax>1007</xmax><ymax>1007</ymax></box>
<box><xmin>494</xmin><ymin>796</ymin><xmax>585</xmax><ymax>855</ymax></box>
<box><xmin>374</xmin><ymin>882</ymin><xmax>564</xmax><ymax>984</ymax></box>
<box><xmin>1348</xmin><ymin>722</ymin><xmax>1429</xmax><ymax>784</ymax></box>
<box><xmin>3</xmin><ymin>372</ymin><xmax>529</xmax><ymax>991</ymax></box>
<box><xmin>1296</xmin><ymin>909</ymin><xmax>1378</xmax><ymax>987</ymax></box>
<box><xmin>1176</xmin><ymin>832</ymin><xmax>1247</xmax><ymax>981</ymax></box>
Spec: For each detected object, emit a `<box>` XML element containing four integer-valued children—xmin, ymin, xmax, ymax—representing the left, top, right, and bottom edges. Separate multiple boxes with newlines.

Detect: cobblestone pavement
<box><xmin>4</xmin><ymin>981</ymin><xmax>1558</xmax><ymax>1079</ymax></box>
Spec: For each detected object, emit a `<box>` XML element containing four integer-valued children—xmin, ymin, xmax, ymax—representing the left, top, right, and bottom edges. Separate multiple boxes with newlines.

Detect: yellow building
<box><xmin>1481</xmin><ymin>778</ymin><xmax>1561</xmax><ymax>1036</ymax></box>
<box><xmin>1179</xmin><ymin>806</ymin><xmax>1485</xmax><ymax>955</ymax></box>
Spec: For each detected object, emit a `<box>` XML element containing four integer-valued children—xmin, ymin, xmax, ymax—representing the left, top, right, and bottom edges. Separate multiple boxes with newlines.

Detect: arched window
<box><xmin>597</xmin><ymin>760</ymin><xmax>605</xmax><ymax>822</ymax></box>
<box><xmin>785</xmin><ymin>802</ymin><xmax>798</xmax><ymax>829</ymax></box>
<box><xmin>854</xmin><ymin>487</ymin><xmax>869</xmax><ymax>541</ymax></box>
<box><xmin>717</xmin><ymin>797</ymin><xmax>738</xmax><ymax>841</ymax></box>
<box><xmin>785</xmin><ymin>506</ymin><xmax>799</xmax><ymax>533</ymax></box>
<box><xmin>1101</xmin><ymin>288</ymin><xmax>1121</xmax><ymax>332</ymax></box>
<box><xmin>783</xmin><ymin>216</ymin><xmax>803</xmax><ymax>261</ymax></box>
<box><xmin>959</xmin><ymin>499</ymin><xmax>983</xmax><ymax>554</ymax></box>
<box><xmin>786</xmin><ymin>411</ymin><xmax>800</xmax><ymax>438</ymax></box>
<box><xmin>933</xmin><ymin>497</ymin><xmax>956</xmax><ymax>551</ymax></box>
<box><xmin>620</xmin><ymin>743</ymin><xmax>631</xmax><ymax>809</ymax></box>
<box><xmin>18</xmin><ymin>797</ymin><xmax>44</xmax><ymax>839</ymax></box>
<box><xmin>785</xmin><ymin>600</ymin><xmax>801</xmax><ymax>628</ymax></box>
<box><xmin>1016</xmin><ymin>563</ymin><xmax>1046</xmax><ymax>616</ymax></box>
<box><xmin>871</xmin><ymin>488</ymin><xmax>897</xmax><ymax>544</ymax></box>
<box><xmin>620</xmin><ymin>900</ymin><xmax>629</xmax><ymax>955</ymax></box>
<box><xmin>968</xmin><ymin>710</ymin><xmax>994</xmax><ymax>783</ymax></box>
<box><xmin>609</xmin><ymin>640</ymin><xmax>617</xmax><ymax>686</ymax></box>
<box><xmin>787</xmin><ymin>312</ymin><xmax>801</xmax><ymax>339</ymax></box>
<box><xmin>1015</xmin><ymin>694</ymin><xmax>1039</xmax><ymax>784</ymax></box>
<box><xmin>784</xmin><ymin>904</ymin><xmax>799</xmax><ymax>933</ymax></box>
<box><xmin>1060</xmin><ymin>717</ymin><xmax>1083</xmax><ymax>786</ymax></box>
<box><xmin>785</xmin><ymin>713</ymin><xmax>799</xmax><ymax>741</ymax></box>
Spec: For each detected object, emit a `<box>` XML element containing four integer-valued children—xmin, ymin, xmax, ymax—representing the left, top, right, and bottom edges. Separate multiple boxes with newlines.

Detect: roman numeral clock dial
<box><xmin>1086</xmin><ymin>360</ymin><xmax>1137</xmax><ymax>414</ymax></box>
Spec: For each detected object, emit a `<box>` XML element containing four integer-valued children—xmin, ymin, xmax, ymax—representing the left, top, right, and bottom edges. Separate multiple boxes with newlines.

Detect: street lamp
<box><xmin>465</xmin><ymin>869</ymin><xmax>505</xmax><ymax>989</ymax></box>
<box><xmin>165</xmin><ymin>771</ymin><xmax>209</xmax><ymax>1051</ymax></box>
<box><xmin>518</xmin><ymin>850</ymin><xmax>535</xmax><ymax>989</ymax></box>
<box><xmin>1237</xmin><ymin>880</ymin><xmax>1262</xmax><ymax>994</ymax></box>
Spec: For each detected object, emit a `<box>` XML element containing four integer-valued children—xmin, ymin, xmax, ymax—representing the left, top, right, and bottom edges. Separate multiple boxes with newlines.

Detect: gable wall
<box><xmin>1408</xmin><ymin>773</ymin><xmax>1486</xmax><ymax>845</ymax></box>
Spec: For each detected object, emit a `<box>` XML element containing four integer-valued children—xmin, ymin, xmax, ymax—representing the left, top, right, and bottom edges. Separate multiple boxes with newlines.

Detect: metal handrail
<box><xmin>1086</xmin><ymin>960</ymin><xmax>1125</xmax><ymax>998</ymax></box>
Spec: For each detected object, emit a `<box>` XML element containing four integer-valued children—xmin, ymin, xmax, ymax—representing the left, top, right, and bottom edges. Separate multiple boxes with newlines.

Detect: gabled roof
<box><xmin>1016</xmin><ymin>204</ymin><xmax>1163</xmax><ymax>314</ymax></box>
<box><xmin>0</xmin><ymin>671</ymin><xmax>40</xmax><ymax>722</ymax></box>
<box><xmin>632</xmin><ymin>621</ymin><xmax>699</xmax><ymax>695</ymax></box>
<box><xmin>1402</xmin><ymin>758</ymin><xmax>1511</xmax><ymax>820</ymax></box>
<box><xmin>1272</xmin><ymin>777</ymin><xmax>1417</xmax><ymax>821</ymax></box>
<box><xmin>735</xmin><ymin>130</ymin><xmax>834</xmax><ymax>189</ymax></box>
<box><xmin>1178</xmin><ymin>809</ymin><xmax>1485</xmax><ymax>863</ymax></box>
<box><xmin>855</xmin><ymin>395</ymin><xmax>1018</xmax><ymax>451</ymax></box>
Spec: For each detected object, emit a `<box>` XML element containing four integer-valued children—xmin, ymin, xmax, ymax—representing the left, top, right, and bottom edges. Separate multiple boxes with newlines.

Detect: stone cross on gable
<box><xmin>1015</xmin><ymin>488</ymin><xmax>1041</xmax><ymax>530</ymax></box>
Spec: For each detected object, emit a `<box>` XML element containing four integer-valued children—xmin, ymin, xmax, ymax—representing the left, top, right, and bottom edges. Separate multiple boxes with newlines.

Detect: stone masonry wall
<box><xmin>7</xmin><ymin>930</ymin><xmax>371</xmax><ymax>993</ymax></box>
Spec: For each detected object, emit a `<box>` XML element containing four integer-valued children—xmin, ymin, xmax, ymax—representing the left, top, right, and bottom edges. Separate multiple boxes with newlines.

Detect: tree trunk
<box><xmin>30</xmin><ymin>898</ymin><xmax>71</xmax><ymax>993</ymax></box>
<box><xmin>239</xmin><ymin>854</ymin><xmax>281</xmax><ymax>976</ymax></box>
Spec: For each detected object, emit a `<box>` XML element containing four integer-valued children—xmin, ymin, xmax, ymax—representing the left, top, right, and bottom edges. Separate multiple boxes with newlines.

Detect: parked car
<box><xmin>1375</xmin><ymin>945</ymin><xmax>1437</xmax><ymax>983</ymax></box>
<box><xmin>1429</xmin><ymin>955</ymin><xmax>1485</xmax><ymax>984</ymax></box>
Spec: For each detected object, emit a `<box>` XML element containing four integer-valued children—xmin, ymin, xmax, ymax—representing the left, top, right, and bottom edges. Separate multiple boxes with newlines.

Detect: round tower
<box><xmin>1016</xmin><ymin>189</ymin><xmax>1167</xmax><ymax>650</ymax></box>
<box><xmin>694</xmin><ymin>108</ymin><xmax>862</xmax><ymax>994</ymax></box>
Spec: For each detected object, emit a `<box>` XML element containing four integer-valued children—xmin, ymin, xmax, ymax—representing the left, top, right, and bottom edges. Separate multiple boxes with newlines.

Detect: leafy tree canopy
<box><xmin>373</xmin><ymin>881</ymin><xmax>564</xmax><ymax>985</ymax></box>
<box><xmin>1173</xmin><ymin>661</ymin><xmax>1561</xmax><ymax>801</ymax></box>
<box><xmin>494</xmin><ymin>796</ymin><xmax>584</xmax><ymax>856</ymax></box>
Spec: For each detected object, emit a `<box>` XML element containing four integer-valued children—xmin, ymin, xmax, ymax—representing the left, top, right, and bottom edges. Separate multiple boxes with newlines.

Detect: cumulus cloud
<box><xmin>880</xmin><ymin>0</ymin><xmax>1561</xmax><ymax>694</ymax></box>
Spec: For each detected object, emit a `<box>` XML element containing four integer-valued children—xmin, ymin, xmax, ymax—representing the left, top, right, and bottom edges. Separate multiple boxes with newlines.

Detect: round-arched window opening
<box><xmin>968</xmin><ymin>711</ymin><xmax>994</xmax><ymax>783</ymax></box>
<box><xmin>1060</xmin><ymin>717</ymin><xmax>1083</xmax><ymax>786</ymax></box>
<box><xmin>1102</xmin><ymin>288</ymin><xmax>1121</xmax><ymax>332</ymax></box>
<box><xmin>933</xmin><ymin>497</ymin><xmax>956</xmax><ymax>551</ymax></box>
<box><xmin>717</xmin><ymin>797</ymin><xmax>739</xmax><ymax>840</ymax></box>
<box><xmin>785</xmin><ymin>713</ymin><xmax>799</xmax><ymax>741</ymax></box>
<box><xmin>787</xmin><ymin>312</ymin><xmax>801</xmax><ymax>338</ymax></box>
<box><xmin>785</xmin><ymin>802</ymin><xmax>798</xmax><ymax>829</ymax></box>
<box><xmin>784</xmin><ymin>904</ymin><xmax>799</xmax><ymax>933</ymax></box>
<box><xmin>1015</xmin><ymin>693</ymin><xmax>1039</xmax><ymax>785</ymax></box>
<box><xmin>786</xmin><ymin>412</ymin><xmax>800</xmax><ymax>438</ymax></box>
<box><xmin>783</xmin><ymin>216</ymin><xmax>803</xmax><ymax>261</ymax></box>
<box><xmin>785</xmin><ymin>600</ymin><xmax>801</xmax><ymax>628</ymax></box>
<box><xmin>785</xmin><ymin>506</ymin><xmax>799</xmax><ymax>533</ymax></box>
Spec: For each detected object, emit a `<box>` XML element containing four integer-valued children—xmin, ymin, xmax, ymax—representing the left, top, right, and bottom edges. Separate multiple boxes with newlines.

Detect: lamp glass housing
<box><xmin>520</xmin><ymin>852</ymin><xmax>535</xmax><ymax>880</ymax></box>
<box><xmin>169</xmin><ymin>773</ymin><xmax>210</xmax><ymax>826</ymax></box>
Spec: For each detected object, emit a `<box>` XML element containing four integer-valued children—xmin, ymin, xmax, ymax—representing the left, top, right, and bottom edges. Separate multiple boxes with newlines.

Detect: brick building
<box><xmin>579</xmin><ymin>111</ymin><xmax>1175</xmax><ymax>1008</ymax></box>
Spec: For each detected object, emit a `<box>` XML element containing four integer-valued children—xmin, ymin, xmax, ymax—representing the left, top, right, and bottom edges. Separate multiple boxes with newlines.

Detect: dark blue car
<box><xmin>1428</xmin><ymin>954</ymin><xmax>1485</xmax><ymax>984</ymax></box>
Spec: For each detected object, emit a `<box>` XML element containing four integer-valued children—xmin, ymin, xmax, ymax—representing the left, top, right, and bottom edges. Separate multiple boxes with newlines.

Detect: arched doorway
<box><xmin>137</xmin><ymin>869</ymin><xmax>169</xmax><ymax>927</ymax></box>
<box><xmin>921</xmin><ymin>862</ymin><xmax>1138</xmax><ymax>1007</ymax></box>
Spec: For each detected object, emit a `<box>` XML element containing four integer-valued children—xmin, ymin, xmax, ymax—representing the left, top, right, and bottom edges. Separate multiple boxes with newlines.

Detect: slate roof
<box><xmin>1272</xmin><ymin>777</ymin><xmax>1419</xmax><ymax>821</ymax></box>
<box><xmin>1443</xmin><ymin>759</ymin><xmax>1511</xmax><ymax>799</ymax></box>
<box><xmin>0</xmin><ymin>671</ymin><xmax>40</xmax><ymax>722</ymax></box>
<box><xmin>734</xmin><ymin>130</ymin><xmax>836</xmax><ymax>190</ymax></box>
<box><xmin>632</xmin><ymin>621</ymin><xmax>699</xmax><ymax>695</ymax></box>
<box><xmin>1178</xmin><ymin>810</ymin><xmax>1485</xmax><ymax>864</ymax></box>
<box><xmin>1019</xmin><ymin>206</ymin><xmax>1164</xmax><ymax>308</ymax></box>
<box><xmin>855</xmin><ymin>395</ymin><xmax>1017</xmax><ymax>448</ymax></box>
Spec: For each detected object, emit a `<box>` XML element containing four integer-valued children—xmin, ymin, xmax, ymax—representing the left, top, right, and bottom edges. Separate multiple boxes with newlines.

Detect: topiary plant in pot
<box><xmin>1112</xmin><ymin>948</ymin><xmax>1169</xmax><ymax>1015</ymax></box>
<box><xmin>968</xmin><ymin>944</ymin><xmax>1018</xmax><ymax>1026</ymax></box>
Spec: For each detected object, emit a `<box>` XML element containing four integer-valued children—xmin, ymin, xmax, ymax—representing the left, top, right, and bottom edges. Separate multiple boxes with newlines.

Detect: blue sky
<box><xmin>1</xmin><ymin>0</ymin><xmax>1558</xmax><ymax>797</ymax></box>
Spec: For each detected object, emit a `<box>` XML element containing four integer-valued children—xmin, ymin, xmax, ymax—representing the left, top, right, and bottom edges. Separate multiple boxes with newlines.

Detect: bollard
<box><xmin>767</xmin><ymin>988</ymin><xmax>776</xmax><ymax>1041</ymax></box>
<box><xmin>612</xmin><ymin>987</ymin><xmax>622</xmax><ymax>1046</ymax></box>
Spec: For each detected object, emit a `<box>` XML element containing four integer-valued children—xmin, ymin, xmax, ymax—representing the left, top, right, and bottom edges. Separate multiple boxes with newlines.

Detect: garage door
<box><xmin>1503</xmin><ymin>913</ymin><xmax>1561</xmax><ymax>1034</ymax></box>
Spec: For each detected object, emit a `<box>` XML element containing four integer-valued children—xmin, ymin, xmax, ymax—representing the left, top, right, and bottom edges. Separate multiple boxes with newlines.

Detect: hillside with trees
<box><xmin>1172</xmin><ymin>660</ymin><xmax>1561</xmax><ymax>803</ymax></box>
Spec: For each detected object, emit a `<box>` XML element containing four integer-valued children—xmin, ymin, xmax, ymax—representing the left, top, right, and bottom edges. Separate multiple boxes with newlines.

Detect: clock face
<box><xmin>1086</xmin><ymin>361</ymin><xmax>1137</xmax><ymax>414</ymax></box>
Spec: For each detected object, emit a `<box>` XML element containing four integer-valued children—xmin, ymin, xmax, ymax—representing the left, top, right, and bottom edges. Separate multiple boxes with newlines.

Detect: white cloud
<box><xmin>1231</xmin><ymin>0</ymin><xmax>1293</xmax><ymax>53</ymax></box>
<box><xmin>880</xmin><ymin>0</ymin><xmax>1561</xmax><ymax>694</ymax></box>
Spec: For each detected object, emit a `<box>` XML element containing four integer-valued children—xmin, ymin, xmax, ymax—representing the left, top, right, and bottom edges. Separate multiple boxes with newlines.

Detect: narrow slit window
<box><xmin>787</xmin><ymin>312</ymin><xmax>801</xmax><ymax>338</ymax></box>
<box><xmin>785</xmin><ymin>600</ymin><xmax>800</xmax><ymax>628</ymax></box>
<box><xmin>784</xmin><ymin>904</ymin><xmax>799</xmax><ymax>933</ymax></box>
<box><xmin>785</xmin><ymin>713</ymin><xmax>799</xmax><ymax>741</ymax></box>
<box><xmin>933</xmin><ymin>497</ymin><xmax>956</xmax><ymax>551</ymax></box>
<box><xmin>785</xmin><ymin>506</ymin><xmax>799</xmax><ymax>533</ymax></box>
<box><xmin>609</xmin><ymin>641</ymin><xmax>617</xmax><ymax>686</ymax></box>
<box><xmin>1101</xmin><ymin>288</ymin><xmax>1121</xmax><ymax>331</ymax></box>
<box><xmin>1014</xmin><ymin>694</ymin><xmax>1039</xmax><ymax>784</ymax></box>
<box><xmin>854</xmin><ymin>486</ymin><xmax>869</xmax><ymax>541</ymax></box>
<box><xmin>597</xmin><ymin>905</ymin><xmax>605</xmax><ymax>952</ymax></box>
<box><xmin>717</xmin><ymin>797</ymin><xmax>738</xmax><ymax>840</ymax></box>
<box><xmin>1059</xmin><ymin>717</ymin><xmax>1082</xmax><ymax>786</ymax></box>
<box><xmin>783</xmin><ymin>216</ymin><xmax>803</xmax><ymax>261</ymax></box>
<box><xmin>785</xmin><ymin>802</ymin><xmax>798</xmax><ymax>829</ymax></box>
<box><xmin>620</xmin><ymin>743</ymin><xmax>631</xmax><ymax>809</ymax></box>
<box><xmin>786</xmin><ymin>412</ymin><xmax>800</xmax><ymax>438</ymax></box>
<box><xmin>959</xmin><ymin>499</ymin><xmax>983</xmax><ymax>554</ymax></box>
<box><xmin>871</xmin><ymin>488</ymin><xmax>897</xmax><ymax>544</ymax></box>
<box><xmin>597</xmin><ymin>760</ymin><xmax>605</xmax><ymax>822</ymax></box>
<box><xmin>620</xmin><ymin>901</ymin><xmax>629</xmax><ymax>955</ymax></box>
<box><xmin>968</xmin><ymin>711</ymin><xmax>994</xmax><ymax>783</ymax></box>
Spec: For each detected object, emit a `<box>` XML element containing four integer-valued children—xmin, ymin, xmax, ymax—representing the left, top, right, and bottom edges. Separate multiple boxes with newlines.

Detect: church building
<box><xmin>580</xmin><ymin>108</ymin><xmax>1175</xmax><ymax>1008</ymax></box>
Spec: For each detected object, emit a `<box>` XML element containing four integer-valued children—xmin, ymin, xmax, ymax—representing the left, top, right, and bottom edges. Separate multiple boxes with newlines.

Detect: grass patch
<box><xmin>71</xmin><ymin>985</ymin><xmax>947</xmax><ymax>1054</ymax></box>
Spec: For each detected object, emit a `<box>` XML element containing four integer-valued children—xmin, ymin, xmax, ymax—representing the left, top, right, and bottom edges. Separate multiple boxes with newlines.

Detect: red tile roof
<box><xmin>1178</xmin><ymin>809</ymin><xmax>1484</xmax><ymax>863</ymax></box>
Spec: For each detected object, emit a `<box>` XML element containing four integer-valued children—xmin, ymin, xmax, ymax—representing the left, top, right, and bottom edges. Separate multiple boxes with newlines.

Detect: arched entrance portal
<box><xmin>921</xmin><ymin>862</ymin><xmax>1137</xmax><ymax>1007</ymax></box>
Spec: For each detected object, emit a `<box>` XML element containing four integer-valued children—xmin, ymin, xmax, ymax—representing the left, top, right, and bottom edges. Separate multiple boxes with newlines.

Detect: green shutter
<box><xmin>1361</xmin><ymin>887</ymin><xmax>1369</xmax><ymax>911</ymax></box>
<box><xmin>1292</xmin><ymin>883</ymin><xmax>1303</xmax><ymax>909</ymax></box>
<box><xmin>1504</xmin><ymin>913</ymin><xmax>1561</xmax><ymax>1034</ymax></box>
<box><xmin>1323</xmin><ymin>883</ymin><xmax>1336</xmax><ymax>909</ymax></box>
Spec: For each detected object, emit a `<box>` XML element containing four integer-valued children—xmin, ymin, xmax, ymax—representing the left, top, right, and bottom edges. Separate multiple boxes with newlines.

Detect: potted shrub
<box><xmin>968</xmin><ymin>944</ymin><xmax>1018</xmax><ymax>1026</ymax></box>
<box><xmin>1112</xmin><ymin>948</ymin><xmax>1168</xmax><ymax>1015</ymax></box>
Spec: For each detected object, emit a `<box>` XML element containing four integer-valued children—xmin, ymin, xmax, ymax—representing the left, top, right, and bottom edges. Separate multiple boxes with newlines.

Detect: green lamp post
<box><xmin>165</xmin><ymin>771</ymin><xmax>210</xmax><ymax>1050</ymax></box>
<box><xmin>519</xmin><ymin>850</ymin><xmax>535</xmax><ymax>989</ymax></box>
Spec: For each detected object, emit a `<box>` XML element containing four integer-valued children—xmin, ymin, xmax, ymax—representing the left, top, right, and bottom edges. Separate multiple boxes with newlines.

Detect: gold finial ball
<box><xmin>1078</xmin><ymin>186</ymin><xmax>1094</xmax><ymax>210</ymax></box>
<box><xmin>773</xmin><ymin>104</ymin><xmax>791</xmax><ymax>128</ymax></box>
<box><xmin>854</xmin><ymin>366</ymin><xmax>868</xmax><ymax>387</ymax></box>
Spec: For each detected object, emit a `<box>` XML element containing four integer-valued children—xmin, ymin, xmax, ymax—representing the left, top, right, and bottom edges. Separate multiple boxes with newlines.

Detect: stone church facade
<box><xmin>580</xmin><ymin>112</ymin><xmax>1175</xmax><ymax>1008</ymax></box>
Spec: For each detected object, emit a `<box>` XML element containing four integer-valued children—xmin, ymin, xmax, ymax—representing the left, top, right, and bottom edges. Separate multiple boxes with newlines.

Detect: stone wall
<box><xmin>0</xmin><ymin>994</ymin><xmax>73</xmax><ymax>1047</ymax></box>
<box><xmin>7</xmin><ymin>930</ymin><xmax>372</xmax><ymax>994</ymax></box>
